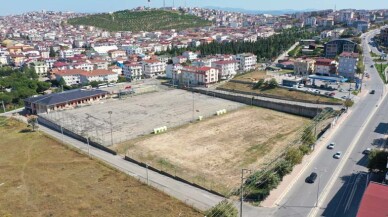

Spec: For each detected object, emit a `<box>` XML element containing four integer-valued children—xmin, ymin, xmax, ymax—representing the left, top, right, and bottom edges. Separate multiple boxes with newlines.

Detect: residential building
<box><xmin>182</xmin><ymin>51</ymin><xmax>198</xmax><ymax>61</ymax></box>
<box><xmin>314</xmin><ymin>58</ymin><xmax>337</xmax><ymax>76</ymax></box>
<box><xmin>59</xmin><ymin>49</ymin><xmax>74</xmax><ymax>58</ymax></box>
<box><xmin>79</xmin><ymin>69</ymin><xmax>118</xmax><ymax>84</ymax></box>
<box><xmin>123</xmin><ymin>63</ymin><xmax>143</xmax><ymax>80</ymax></box>
<box><xmin>142</xmin><ymin>59</ymin><xmax>166</xmax><ymax>78</ymax></box>
<box><xmin>338</xmin><ymin>52</ymin><xmax>359</xmax><ymax>79</ymax></box>
<box><xmin>54</xmin><ymin>69</ymin><xmax>84</xmax><ymax>86</ymax></box>
<box><xmin>340</xmin><ymin>10</ymin><xmax>355</xmax><ymax>23</ymax></box>
<box><xmin>234</xmin><ymin>53</ymin><xmax>257</xmax><ymax>72</ymax></box>
<box><xmin>211</xmin><ymin>60</ymin><xmax>238</xmax><ymax>80</ymax></box>
<box><xmin>180</xmin><ymin>66</ymin><xmax>219</xmax><ymax>86</ymax></box>
<box><xmin>324</xmin><ymin>39</ymin><xmax>357</xmax><ymax>58</ymax></box>
<box><xmin>108</xmin><ymin>50</ymin><xmax>126</xmax><ymax>59</ymax></box>
<box><xmin>172</xmin><ymin>56</ymin><xmax>188</xmax><ymax>64</ymax></box>
<box><xmin>31</xmin><ymin>61</ymin><xmax>49</xmax><ymax>77</ymax></box>
<box><xmin>381</xmin><ymin>28</ymin><xmax>388</xmax><ymax>46</ymax></box>
<box><xmin>294</xmin><ymin>58</ymin><xmax>315</xmax><ymax>76</ymax></box>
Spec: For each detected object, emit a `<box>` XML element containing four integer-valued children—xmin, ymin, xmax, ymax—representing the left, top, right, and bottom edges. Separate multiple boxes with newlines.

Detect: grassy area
<box><xmin>219</xmin><ymin>82</ymin><xmax>342</xmax><ymax>104</ymax></box>
<box><xmin>68</xmin><ymin>10</ymin><xmax>212</xmax><ymax>32</ymax></box>
<box><xmin>375</xmin><ymin>63</ymin><xmax>388</xmax><ymax>83</ymax></box>
<box><xmin>233</xmin><ymin>71</ymin><xmax>269</xmax><ymax>82</ymax></box>
<box><xmin>0</xmin><ymin>117</ymin><xmax>201</xmax><ymax>217</ymax></box>
<box><xmin>370</xmin><ymin>51</ymin><xmax>380</xmax><ymax>58</ymax></box>
<box><xmin>278</xmin><ymin>69</ymin><xmax>294</xmax><ymax>74</ymax></box>
<box><xmin>288</xmin><ymin>45</ymin><xmax>302</xmax><ymax>57</ymax></box>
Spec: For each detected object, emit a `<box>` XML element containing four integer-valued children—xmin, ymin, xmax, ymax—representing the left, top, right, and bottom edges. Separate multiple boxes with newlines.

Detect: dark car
<box><xmin>370</xmin><ymin>90</ymin><xmax>375</xmax><ymax>94</ymax></box>
<box><xmin>306</xmin><ymin>172</ymin><xmax>318</xmax><ymax>183</ymax></box>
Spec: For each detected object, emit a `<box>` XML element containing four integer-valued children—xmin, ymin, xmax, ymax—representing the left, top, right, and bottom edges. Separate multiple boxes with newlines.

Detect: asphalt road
<box><xmin>272</xmin><ymin>29</ymin><xmax>387</xmax><ymax>217</ymax></box>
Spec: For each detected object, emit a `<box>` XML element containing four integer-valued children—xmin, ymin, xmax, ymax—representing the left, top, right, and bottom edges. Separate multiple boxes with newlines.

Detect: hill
<box><xmin>68</xmin><ymin>10</ymin><xmax>212</xmax><ymax>32</ymax></box>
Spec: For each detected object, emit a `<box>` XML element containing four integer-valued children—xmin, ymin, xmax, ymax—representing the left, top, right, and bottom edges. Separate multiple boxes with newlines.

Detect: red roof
<box><xmin>357</xmin><ymin>182</ymin><xmax>388</xmax><ymax>217</ymax></box>
<box><xmin>316</xmin><ymin>58</ymin><xmax>334</xmax><ymax>66</ymax></box>
<box><xmin>213</xmin><ymin>60</ymin><xmax>238</xmax><ymax>65</ymax></box>
<box><xmin>80</xmin><ymin>69</ymin><xmax>115</xmax><ymax>77</ymax></box>
<box><xmin>340</xmin><ymin>52</ymin><xmax>359</xmax><ymax>58</ymax></box>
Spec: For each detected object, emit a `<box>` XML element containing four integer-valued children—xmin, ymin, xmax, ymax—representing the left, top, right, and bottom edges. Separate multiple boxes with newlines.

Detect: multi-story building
<box><xmin>59</xmin><ymin>49</ymin><xmax>74</xmax><ymax>59</ymax></box>
<box><xmin>234</xmin><ymin>53</ymin><xmax>257</xmax><ymax>72</ymax></box>
<box><xmin>211</xmin><ymin>60</ymin><xmax>238</xmax><ymax>80</ymax></box>
<box><xmin>182</xmin><ymin>51</ymin><xmax>198</xmax><ymax>61</ymax></box>
<box><xmin>123</xmin><ymin>63</ymin><xmax>143</xmax><ymax>81</ymax></box>
<box><xmin>324</xmin><ymin>39</ymin><xmax>357</xmax><ymax>58</ymax></box>
<box><xmin>55</xmin><ymin>69</ymin><xmax>84</xmax><ymax>86</ymax></box>
<box><xmin>180</xmin><ymin>66</ymin><xmax>219</xmax><ymax>86</ymax></box>
<box><xmin>79</xmin><ymin>69</ymin><xmax>118</xmax><ymax>84</ymax></box>
<box><xmin>338</xmin><ymin>52</ymin><xmax>359</xmax><ymax>79</ymax></box>
<box><xmin>293</xmin><ymin>58</ymin><xmax>315</xmax><ymax>76</ymax></box>
<box><xmin>314</xmin><ymin>58</ymin><xmax>337</xmax><ymax>76</ymax></box>
<box><xmin>142</xmin><ymin>59</ymin><xmax>166</xmax><ymax>78</ymax></box>
<box><xmin>31</xmin><ymin>61</ymin><xmax>49</xmax><ymax>77</ymax></box>
<box><xmin>381</xmin><ymin>28</ymin><xmax>388</xmax><ymax>46</ymax></box>
<box><xmin>340</xmin><ymin>10</ymin><xmax>355</xmax><ymax>23</ymax></box>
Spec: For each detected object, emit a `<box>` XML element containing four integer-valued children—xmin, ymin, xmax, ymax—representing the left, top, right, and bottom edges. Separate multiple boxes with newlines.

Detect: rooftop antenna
<box><xmin>334</xmin><ymin>4</ymin><xmax>336</xmax><ymax>12</ymax></box>
<box><xmin>147</xmin><ymin>0</ymin><xmax>150</xmax><ymax>8</ymax></box>
<box><xmin>173</xmin><ymin>0</ymin><xmax>175</xmax><ymax>8</ymax></box>
<box><xmin>163</xmin><ymin>0</ymin><xmax>165</xmax><ymax>8</ymax></box>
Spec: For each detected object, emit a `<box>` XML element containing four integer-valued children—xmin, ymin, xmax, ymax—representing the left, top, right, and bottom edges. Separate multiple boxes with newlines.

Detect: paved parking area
<box><xmin>42</xmin><ymin>88</ymin><xmax>245</xmax><ymax>146</ymax></box>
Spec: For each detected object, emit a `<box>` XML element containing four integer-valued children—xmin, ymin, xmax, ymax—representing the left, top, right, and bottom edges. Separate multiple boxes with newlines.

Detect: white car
<box><xmin>327</xmin><ymin>143</ymin><xmax>335</xmax><ymax>149</ymax></box>
<box><xmin>333</xmin><ymin>151</ymin><xmax>342</xmax><ymax>159</ymax></box>
<box><xmin>341</xmin><ymin>96</ymin><xmax>348</xmax><ymax>99</ymax></box>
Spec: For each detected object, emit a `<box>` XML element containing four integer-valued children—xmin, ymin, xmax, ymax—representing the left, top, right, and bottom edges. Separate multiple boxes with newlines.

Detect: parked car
<box><xmin>306</xmin><ymin>172</ymin><xmax>318</xmax><ymax>183</ymax></box>
<box><xmin>327</xmin><ymin>143</ymin><xmax>335</xmax><ymax>149</ymax></box>
<box><xmin>329</xmin><ymin>92</ymin><xmax>336</xmax><ymax>96</ymax></box>
<box><xmin>333</xmin><ymin>151</ymin><xmax>342</xmax><ymax>159</ymax></box>
<box><xmin>341</xmin><ymin>96</ymin><xmax>348</xmax><ymax>99</ymax></box>
<box><xmin>370</xmin><ymin>65</ymin><xmax>374</xmax><ymax>68</ymax></box>
<box><xmin>363</xmin><ymin>148</ymin><xmax>372</xmax><ymax>155</ymax></box>
<box><xmin>370</xmin><ymin>90</ymin><xmax>375</xmax><ymax>94</ymax></box>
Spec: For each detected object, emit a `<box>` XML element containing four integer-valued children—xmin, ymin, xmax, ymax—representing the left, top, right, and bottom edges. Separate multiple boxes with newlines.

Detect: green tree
<box><xmin>268</xmin><ymin>78</ymin><xmax>278</xmax><ymax>89</ymax></box>
<box><xmin>36</xmin><ymin>82</ymin><xmax>51</xmax><ymax>93</ymax></box>
<box><xmin>49</xmin><ymin>46</ymin><xmax>56</xmax><ymax>57</ymax></box>
<box><xmin>253</xmin><ymin>79</ymin><xmax>265</xmax><ymax>89</ymax></box>
<box><xmin>205</xmin><ymin>200</ymin><xmax>238</xmax><ymax>217</ymax></box>
<box><xmin>117</xmin><ymin>76</ymin><xmax>127</xmax><ymax>83</ymax></box>
<box><xmin>344</xmin><ymin>99</ymin><xmax>354</xmax><ymax>108</ymax></box>
<box><xmin>27</xmin><ymin>115</ymin><xmax>38</xmax><ymax>131</ymax></box>
<box><xmin>302</xmin><ymin>126</ymin><xmax>316</xmax><ymax>146</ymax></box>
<box><xmin>285</xmin><ymin>147</ymin><xmax>304</xmax><ymax>166</ymax></box>
<box><xmin>368</xmin><ymin>150</ymin><xmax>388</xmax><ymax>172</ymax></box>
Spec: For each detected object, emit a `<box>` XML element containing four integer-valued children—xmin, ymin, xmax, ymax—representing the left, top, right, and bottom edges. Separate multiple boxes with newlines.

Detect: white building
<box><xmin>123</xmin><ymin>46</ymin><xmax>143</xmax><ymax>55</ymax></box>
<box><xmin>79</xmin><ymin>70</ymin><xmax>118</xmax><ymax>84</ymax></box>
<box><xmin>123</xmin><ymin>63</ymin><xmax>143</xmax><ymax>80</ymax></box>
<box><xmin>211</xmin><ymin>60</ymin><xmax>238</xmax><ymax>80</ymax></box>
<box><xmin>172</xmin><ymin>56</ymin><xmax>188</xmax><ymax>64</ymax></box>
<box><xmin>338</xmin><ymin>52</ymin><xmax>359</xmax><ymax>79</ymax></box>
<box><xmin>32</xmin><ymin>61</ymin><xmax>49</xmax><ymax>77</ymax></box>
<box><xmin>182</xmin><ymin>51</ymin><xmax>198</xmax><ymax>61</ymax></box>
<box><xmin>55</xmin><ymin>69</ymin><xmax>83</xmax><ymax>86</ymax></box>
<box><xmin>294</xmin><ymin>59</ymin><xmax>315</xmax><ymax>76</ymax></box>
<box><xmin>142</xmin><ymin>59</ymin><xmax>166</xmax><ymax>78</ymax></box>
<box><xmin>180</xmin><ymin>66</ymin><xmax>219</xmax><ymax>86</ymax></box>
<box><xmin>59</xmin><ymin>49</ymin><xmax>74</xmax><ymax>58</ymax></box>
<box><xmin>234</xmin><ymin>53</ymin><xmax>257</xmax><ymax>72</ymax></box>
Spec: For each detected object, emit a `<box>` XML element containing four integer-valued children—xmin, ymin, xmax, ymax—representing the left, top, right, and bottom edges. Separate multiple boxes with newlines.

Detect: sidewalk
<box><xmin>260</xmin><ymin>109</ymin><xmax>351</xmax><ymax>208</ymax></box>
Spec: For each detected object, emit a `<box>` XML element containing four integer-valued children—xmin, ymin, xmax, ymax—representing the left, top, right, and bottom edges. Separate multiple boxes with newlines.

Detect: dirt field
<box><xmin>220</xmin><ymin>81</ymin><xmax>341</xmax><ymax>104</ymax></box>
<box><xmin>115</xmin><ymin>107</ymin><xmax>309</xmax><ymax>194</ymax></box>
<box><xmin>233</xmin><ymin>71</ymin><xmax>269</xmax><ymax>82</ymax></box>
<box><xmin>41</xmin><ymin>88</ymin><xmax>244</xmax><ymax>147</ymax></box>
<box><xmin>0</xmin><ymin>117</ymin><xmax>201</xmax><ymax>217</ymax></box>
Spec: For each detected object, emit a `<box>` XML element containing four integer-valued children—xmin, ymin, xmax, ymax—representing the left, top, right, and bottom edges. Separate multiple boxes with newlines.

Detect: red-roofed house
<box><xmin>211</xmin><ymin>60</ymin><xmax>238</xmax><ymax>80</ymax></box>
<box><xmin>357</xmin><ymin>182</ymin><xmax>388</xmax><ymax>217</ymax></box>
<box><xmin>54</xmin><ymin>69</ymin><xmax>85</xmax><ymax>85</ymax></box>
<box><xmin>180</xmin><ymin>66</ymin><xmax>219</xmax><ymax>86</ymax></box>
<box><xmin>314</xmin><ymin>58</ymin><xmax>337</xmax><ymax>76</ymax></box>
<box><xmin>79</xmin><ymin>69</ymin><xmax>118</xmax><ymax>84</ymax></box>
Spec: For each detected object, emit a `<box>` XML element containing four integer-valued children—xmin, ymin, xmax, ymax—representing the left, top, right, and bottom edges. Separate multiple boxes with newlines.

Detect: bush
<box><xmin>276</xmin><ymin>160</ymin><xmax>294</xmax><ymax>177</ymax></box>
<box><xmin>368</xmin><ymin>150</ymin><xmax>388</xmax><ymax>172</ymax></box>
<box><xmin>206</xmin><ymin>200</ymin><xmax>238</xmax><ymax>217</ymax></box>
<box><xmin>285</xmin><ymin>147</ymin><xmax>304</xmax><ymax>166</ymax></box>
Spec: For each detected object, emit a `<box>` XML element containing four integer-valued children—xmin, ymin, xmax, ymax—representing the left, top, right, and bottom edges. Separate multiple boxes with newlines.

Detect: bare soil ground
<box><xmin>115</xmin><ymin>107</ymin><xmax>309</xmax><ymax>194</ymax></box>
<box><xmin>233</xmin><ymin>71</ymin><xmax>269</xmax><ymax>82</ymax></box>
<box><xmin>0</xmin><ymin>118</ymin><xmax>201</xmax><ymax>217</ymax></box>
<box><xmin>220</xmin><ymin>81</ymin><xmax>341</xmax><ymax>104</ymax></box>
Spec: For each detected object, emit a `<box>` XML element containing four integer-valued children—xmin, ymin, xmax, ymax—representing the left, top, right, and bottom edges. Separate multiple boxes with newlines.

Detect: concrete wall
<box><xmin>37</xmin><ymin>115</ymin><xmax>117</xmax><ymax>155</ymax></box>
<box><xmin>193</xmin><ymin>88</ymin><xmax>323</xmax><ymax>118</ymax></box>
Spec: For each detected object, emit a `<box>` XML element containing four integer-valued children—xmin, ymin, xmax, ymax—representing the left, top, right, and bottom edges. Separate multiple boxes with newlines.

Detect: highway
<box><xmin>272</xmin><ymin>29</ymin><xmax>387</xmax><ymax>217</ymax></box>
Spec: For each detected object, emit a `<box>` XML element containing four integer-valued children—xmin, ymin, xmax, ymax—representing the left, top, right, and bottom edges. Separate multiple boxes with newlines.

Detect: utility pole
<box><xmin>240</xmin><ymin>169</ymin><xmax>251</xmax><ymax>217</ymax></box>
<box><xmin>192</xmin><ymin>92</ymin><xmax>195</xmax><ymax>122</ymax></box>
<box><xmin>108</xmin><ymin>111</ymin><xmax>113</xmax><ymax>146</ymax></box>
<box><xmin>87</xmin><ymin>136</ymin><xmax>90</xmax><ymax>157</ymax></box>
<box><xmin>146</xmin><ymin>163</ymin><xmax>149</xmax><ymax>185</ymax></box>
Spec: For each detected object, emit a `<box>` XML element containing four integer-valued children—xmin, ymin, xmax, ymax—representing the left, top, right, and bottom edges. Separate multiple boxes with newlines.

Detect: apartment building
<box><xmin>180</xmin><ymin>66</ymin><xmax>219</xmax><ymax>86</ymax></box>
<box><xmin>234</xmin><ymin>53</ymin><xmax>257</xmax><ymax>72</ymax></box>
<box><xmin>293</xmin><ymin>58</ymin><xmax>315</xmax><ymax>76</ymax></box>
<box><xmin>142</xmin><ymin>59</ymin><xmax>166</xmax><ymax>78</ymax></box>
<box><xmin>338</xmin><ymin>52</ymin><xmax>359</xmax><ymax>79</ymax></box>
<box><xmin>211</xmin><ymin>60</ymin><xmax>238</xmax><ymax>80</ymax></box>
<box><xmin>123</xmin><ymin>63</ymin><xmax>143</xmax><ymax>80</ymax></box>
<box><xmin>79</xmin><ymin>69</ymin><xmax>118</xmax><ymax>84</ymax></box>
<box><xmin>314</xmin><ymin>58</ymin><xmax>337</xmax><ymax>76</ymax></box>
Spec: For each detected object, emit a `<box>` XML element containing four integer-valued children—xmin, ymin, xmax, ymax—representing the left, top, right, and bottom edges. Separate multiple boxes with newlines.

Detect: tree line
<box><xmin>0</xmin><ymin>66</ymin><xmax>51</xmax><ymax>111</ymax></box>
<box><xmin>157</xmin><ymin>28</ymin><xmax>317</xmax><ymax>61</ymax></box>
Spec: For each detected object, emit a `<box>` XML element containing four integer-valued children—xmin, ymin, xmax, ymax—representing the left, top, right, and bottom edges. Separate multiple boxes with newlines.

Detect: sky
<box><xmin>1</xmin><ymin>0</ymin><xmax>388</xmax><ymax>16</ymax></box>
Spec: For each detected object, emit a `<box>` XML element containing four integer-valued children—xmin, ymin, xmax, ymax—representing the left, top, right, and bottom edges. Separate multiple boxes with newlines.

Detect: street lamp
<box><xmin>108</xmin><ymin>111</ymin><xmax>113</xmax><ymax>146</ymax></box>
<box><xmin>315</xmin><ymin>168</ymin><xmax>327</xmax><ymax>208</ymax></box>
<box><xmin>240</xmin><ymin>169</ymin><xmax>252</xmax><ymax>217</ymax></box>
